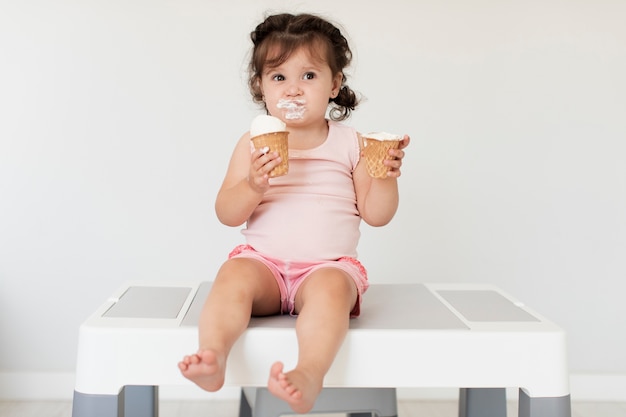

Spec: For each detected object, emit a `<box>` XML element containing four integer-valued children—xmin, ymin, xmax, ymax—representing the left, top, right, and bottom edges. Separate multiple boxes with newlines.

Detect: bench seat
<box><xmin>72</xmin><ymin>282</ymin><xmax>571</xmax><ymax>417</ymax></box>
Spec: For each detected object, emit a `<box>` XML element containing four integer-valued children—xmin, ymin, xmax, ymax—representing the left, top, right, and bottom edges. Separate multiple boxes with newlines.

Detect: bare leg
<box><xmin>267</xmin><ymin>268</ymin><xmax>358</xmax><ymax>413</ymax></box>
<box><xmin>178</xmin><ymin>257</ymin><xmax>280</xmax><ymax>391</ymax></box>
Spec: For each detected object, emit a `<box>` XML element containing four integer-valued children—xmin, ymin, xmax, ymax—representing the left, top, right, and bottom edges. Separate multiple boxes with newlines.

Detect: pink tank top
<box><xmin>242</xmin><ymin>121</ymin><xmax>361</xmax><ymax>262</ymax></box>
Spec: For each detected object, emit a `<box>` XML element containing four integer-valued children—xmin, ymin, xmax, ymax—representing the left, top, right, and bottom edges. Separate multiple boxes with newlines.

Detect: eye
<box><xmin>271</xmin><ymin>74</ymin><xmax>285</xmax><ymax>81</ymax></box>
<box><xmin>303</xmin><ymin>72</ymin><xmax>316</xmax><ymax>80</ymax></box>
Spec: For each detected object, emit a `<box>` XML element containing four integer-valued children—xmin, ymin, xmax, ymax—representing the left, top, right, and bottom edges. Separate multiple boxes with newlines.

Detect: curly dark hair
<box><xmin>248</xmin><ymin>13</ymin><xmax>359</xmax><ymax>121</ymax></box>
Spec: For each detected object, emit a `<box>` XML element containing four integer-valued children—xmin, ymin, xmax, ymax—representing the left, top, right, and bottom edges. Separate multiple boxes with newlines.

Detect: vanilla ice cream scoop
<box><xmin>363</xmin><ymin>132</ymin><xmax>402</xmax><ymax>141</ymax></box>
<box><xmin>250</xmin><ymin>115</ymin><xmax>287</xmax><ymax>137</ymax></box>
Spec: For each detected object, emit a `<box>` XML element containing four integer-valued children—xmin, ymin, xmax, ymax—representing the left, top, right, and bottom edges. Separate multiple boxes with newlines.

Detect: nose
<box><xmin>285</xmin><ymin>80</ymin><xmax>302</xmax><ymax>96</ymax></box>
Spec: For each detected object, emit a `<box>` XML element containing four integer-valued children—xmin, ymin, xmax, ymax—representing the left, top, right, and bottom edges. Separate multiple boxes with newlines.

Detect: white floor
<box><xmin>1</xmin><ymin>400</ymin><xmax>626</xmax><ymax>417</ymax></box>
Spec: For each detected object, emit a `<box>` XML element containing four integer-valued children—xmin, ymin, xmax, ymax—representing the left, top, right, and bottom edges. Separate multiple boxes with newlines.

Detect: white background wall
<box><xmin>1</xmin><ymin>0</ymin><xmax>625</xmax><ymax>400</ymax></box>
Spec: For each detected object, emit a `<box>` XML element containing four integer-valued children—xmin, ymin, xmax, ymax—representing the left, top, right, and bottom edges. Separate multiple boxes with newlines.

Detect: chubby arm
<box><xmin>354</xmin><ymin>134</ymin><xmax>410</xmax><ymax>227</ymax></box>
<box><xmin>215</xmin><ymin>132</ymin><xmax>284</xmax><ymax>226</ymax></box>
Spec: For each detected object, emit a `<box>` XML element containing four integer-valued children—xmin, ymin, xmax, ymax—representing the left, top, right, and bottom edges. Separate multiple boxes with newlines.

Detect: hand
<box><xmin>384</xmin><ymin>135</ymin><xmax>410</xmax><ymax>178</ymax></box>
<box><xmin>247</xmin><ymin>147</ymin><xmax>282</xmax><ymax>193</ymax></box>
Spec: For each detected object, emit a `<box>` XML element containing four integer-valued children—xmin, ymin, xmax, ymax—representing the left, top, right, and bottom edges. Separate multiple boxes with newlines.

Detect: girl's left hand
<box><xmin>384</xmin><ymin>135</ymin><xmax>410</xmax><ymax>178</ymax></box>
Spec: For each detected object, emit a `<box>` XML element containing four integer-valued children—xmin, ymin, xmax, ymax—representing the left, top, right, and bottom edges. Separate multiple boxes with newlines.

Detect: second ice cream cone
<box><xmin>362</xmin><ymin>137</ymin><xmax>400</xmax><ymax>178</ymax></box>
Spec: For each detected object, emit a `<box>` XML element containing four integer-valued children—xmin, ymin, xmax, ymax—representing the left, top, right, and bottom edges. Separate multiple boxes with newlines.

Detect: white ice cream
<box><xmin>250</xmin><ymin>115</ymin><xmax>286</xmax><ymax>137</ymax></box>
<box><xmin>363</xmin><ymin>132</ymin><xmax>401</xmax><ymax>140</ymax></box>
<box><xmin>277</xmin><ymin>99</ymin><xmax>306</xmax><ymax>120</ymax></box>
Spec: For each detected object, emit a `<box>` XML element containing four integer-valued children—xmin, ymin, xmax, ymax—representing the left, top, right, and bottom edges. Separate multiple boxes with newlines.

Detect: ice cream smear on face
<box><xmin>277</xmin><ymin>99</ymin><xmax>306</xmax><ymax>120</ymax></box>
<box><xmin>363</xmin><ymin>132</ymin><xmax>402</xmax><ymax>141</ymax></box>
<box><xmin>250</xmin><ymin>115</ymin><xmax>287</xmax><ymax>137</ymax></box>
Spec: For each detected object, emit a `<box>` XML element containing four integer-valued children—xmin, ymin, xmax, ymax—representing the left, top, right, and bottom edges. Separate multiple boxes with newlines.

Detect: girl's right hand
<box><xmin>247</xmin><ymin>147</ymin><xmax>282</xmax><ymax>193</ymax></box>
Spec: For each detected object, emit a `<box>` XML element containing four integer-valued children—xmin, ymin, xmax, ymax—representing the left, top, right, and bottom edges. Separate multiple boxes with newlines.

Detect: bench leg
<box><xmin>72</xmin><ymin>386</ymin><xmax>158</xmax><ymax>417</ymax></box>
<box><xmin>518</xmin><ymin>389</ymin><xmax>571</xmax><ymax>417</ymax></box>
<box><xmin>459</xmin><ymin>388</ymin><xmax>507</xmax><ymax>417</ymax></box>
<box><xmin>72</xmin><ymin>391</ymin><xmax>118</xmax><ymax>417</ymax></box>
<box><xmin>239</xmin><ymin>388</ymin><xmax>253</xmax><ymax>417</ymax></box>
<box><xmin>240</xmin><ymin>387</ymin><xmax>397</xmax><ymax>417</ymax></box>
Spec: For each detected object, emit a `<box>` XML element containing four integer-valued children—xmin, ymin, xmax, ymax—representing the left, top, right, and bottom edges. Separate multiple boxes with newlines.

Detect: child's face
<box><xmin>260</xmin><ymin>46</ymin><xmax>341</xmax><ymax>126</ymax></box>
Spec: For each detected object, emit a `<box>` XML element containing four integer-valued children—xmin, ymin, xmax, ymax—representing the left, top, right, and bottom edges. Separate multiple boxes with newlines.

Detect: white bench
<box><xmin>72</xmin><ymin>282</ymin><xmax>571</xmax><ymax>417</ymax></box>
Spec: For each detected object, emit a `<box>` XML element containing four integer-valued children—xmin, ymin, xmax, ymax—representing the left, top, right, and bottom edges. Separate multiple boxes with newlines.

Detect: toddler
<box><xmin>179</xmin><ymin>12</ymin><xmax>410</xmax><ymax>413</ymax></box>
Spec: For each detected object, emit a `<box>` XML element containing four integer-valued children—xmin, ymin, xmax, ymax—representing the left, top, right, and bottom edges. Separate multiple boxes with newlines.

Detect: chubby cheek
<box><xmin>264</xmin><ymin>102</ymin><xmax>283</xmax><ymax>119</ymax></box>
<box><xmin>262</xmin><ymin>94</ymin><xmax>281</xmax><ymax>113</ymax></box>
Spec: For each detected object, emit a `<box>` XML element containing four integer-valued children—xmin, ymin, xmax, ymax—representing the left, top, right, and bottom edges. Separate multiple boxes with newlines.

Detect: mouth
<box><xmin>277</xmin><ymin>99</ymin><xmax>306</xmax><ymax>120</ymax></box>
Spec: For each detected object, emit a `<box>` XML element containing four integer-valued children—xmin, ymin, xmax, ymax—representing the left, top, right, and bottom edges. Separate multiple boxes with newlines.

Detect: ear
<box><xmin>255</xmin><ymin>77</ymin><xmax>265</xmax><ymax>99</ymax></box>
<box><xmin>330</xmin><ymin>72</ymin><xmax>343</xmax><ymax>98</ymax></box>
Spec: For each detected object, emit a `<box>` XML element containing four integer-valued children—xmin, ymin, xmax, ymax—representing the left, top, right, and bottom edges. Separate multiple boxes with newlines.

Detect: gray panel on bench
<box><xmin>438</xmin><ymin>290</ymin><xmax>539</xmax><ymax>322</ymax></box>
<box><xmin>349</xmin><ymin>284</ymin><xmax>468</xmax><ymax>329</ymax></box>
<box><xmin>103</xmin><ymin>287</ymin><xmax>192</xmax><ymax>319</ymax></box>
<box><xmin>182</xmin><ymin>282</ymin><xmax>468</xmax><ymax>329</ymax></box>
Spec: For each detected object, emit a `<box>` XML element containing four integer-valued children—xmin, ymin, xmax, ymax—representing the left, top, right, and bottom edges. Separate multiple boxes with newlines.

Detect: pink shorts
<box><xmin>228</xmin><ymin>244</ymin><xmax>369</xmax><ymax>317</ymax></box>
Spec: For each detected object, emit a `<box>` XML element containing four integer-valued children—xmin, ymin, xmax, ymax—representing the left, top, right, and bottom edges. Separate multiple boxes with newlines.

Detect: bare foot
<box><xmin>267</xmin><ymin>361</ymin><xmax>322</xmax><ymax>414</ymax></box>
<box><xmin>177</xmin><ymin>349</ymin><xmax>225</xmax><ymax>392</ymax></box>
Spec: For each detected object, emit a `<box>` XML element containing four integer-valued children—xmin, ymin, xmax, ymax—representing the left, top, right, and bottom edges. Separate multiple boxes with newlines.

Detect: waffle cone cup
<box><xmin>363</xmin><ymin>137</ymin><xmax>400</xmax><ymax>178</ymax></box>
<box><xmin>250</xmin><ymin>131</ymin><xmax>289</xmax><ymax>177</ymax></box>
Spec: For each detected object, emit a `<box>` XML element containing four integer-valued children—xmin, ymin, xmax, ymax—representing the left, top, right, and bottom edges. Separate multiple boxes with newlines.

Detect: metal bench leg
<box><xmin>72</xmin><ymin>386</ymin><xmax>158</xmax><ymax>417</ymax></box>
<box><xmin>239</xmin><ymin>388</ymin><xmax>253</xmax><ymax>417</ymax></box>
<box><xmin>120</xmin><ymin>386</ymin><xmax>158</xmax><ymax>417</ymax></box>
<box><xmin>241</xmin><ymin>387</ymin><xmax>397</xmax><ymax>417</ymax></box>
<box><xmin>518</xmin><ymin>389</ymin><xmax>571</xmax><ymax>417</ymax></box>
<box><xmin>72</xmin><ymin>391</ymin><xmax>118</xmax><ymax>417</ymax></box>
<box><xmin>459</xmin><ymin>388</ymin><xmax>507</xmax><ymax>417</ymax></box>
